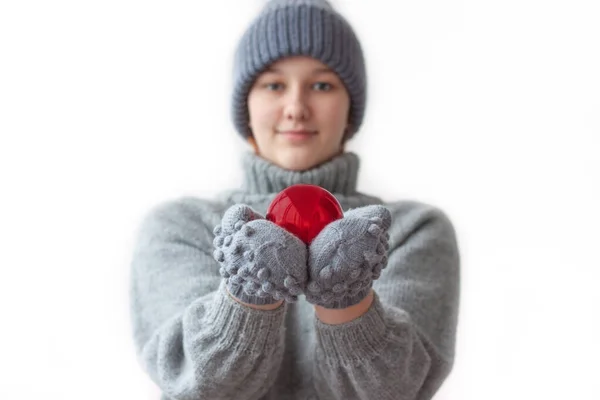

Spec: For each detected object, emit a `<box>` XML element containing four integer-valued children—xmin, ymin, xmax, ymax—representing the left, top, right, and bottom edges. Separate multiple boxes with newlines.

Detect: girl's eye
<box><xmin>262</xmin><ymin>82</ymin><xmax>333</xmax><ymax>91</ymax></box>
<box><xmin>313</xmin><ymin>82</ymin><xmax>332</xmax><ymax>91</ymax></box>
<box><xmin>265</xmin><ymin>83</ymin><xmax>283</xmax><ymax>91</ymax></box>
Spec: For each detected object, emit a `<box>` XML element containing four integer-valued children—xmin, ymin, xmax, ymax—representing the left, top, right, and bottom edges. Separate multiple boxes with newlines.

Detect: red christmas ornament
<box><xmin>266</xmin><ymin>184</ymin><xmax>343</xmax><ymax>244</ymax></box>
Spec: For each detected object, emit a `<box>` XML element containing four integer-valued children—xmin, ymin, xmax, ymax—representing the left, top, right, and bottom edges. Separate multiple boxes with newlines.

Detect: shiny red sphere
<box><xmin>266</xmin><ymin>184</ymin><xmax>343</xmax><ymax>244</ymax></box>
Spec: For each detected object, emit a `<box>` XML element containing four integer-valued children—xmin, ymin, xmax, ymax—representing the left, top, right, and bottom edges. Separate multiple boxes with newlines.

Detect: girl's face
<box><xmin>247</xmin><ymin>56</ymin><xmax>351</xmax><ymax>171</ymax></box>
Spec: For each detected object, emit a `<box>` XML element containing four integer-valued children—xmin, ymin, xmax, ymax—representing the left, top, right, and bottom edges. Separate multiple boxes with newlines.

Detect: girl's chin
<box><xmin>275</xmin><ymin>150</ymin><xmax>341</xmax><ymax>171</ymax></box>
<box><xmin>273</xmin><ymin>151</ymin><xmax>319</xmax><ymax>171</ymax></box>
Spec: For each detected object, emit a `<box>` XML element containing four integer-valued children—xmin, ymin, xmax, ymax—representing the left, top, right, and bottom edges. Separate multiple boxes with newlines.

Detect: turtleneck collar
<box><xmin>239</xmin><ymin>151</ymin><xmax>360</xmax><ymax>196</ymax></box>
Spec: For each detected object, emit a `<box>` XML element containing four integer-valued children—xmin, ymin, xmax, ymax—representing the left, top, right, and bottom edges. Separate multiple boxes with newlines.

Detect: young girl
<box><xmin>129</xmin><ymin>1</ymin><xmax>461</xmax><ymax>399</ymax></box>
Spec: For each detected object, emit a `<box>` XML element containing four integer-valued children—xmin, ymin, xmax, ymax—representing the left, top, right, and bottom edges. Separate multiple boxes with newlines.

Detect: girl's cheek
<box><xmin>266</xmin><ymin>107</ymin><xmax>281</xmax><ymax>120</ymax></box>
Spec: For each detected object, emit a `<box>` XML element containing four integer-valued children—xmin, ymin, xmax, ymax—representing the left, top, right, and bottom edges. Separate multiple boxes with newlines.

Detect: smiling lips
<box><xmin>278</xmin><ymin>130</ymin><xmax>317</xmax><ymax>141</ymax></box>
<box><xmin>278</xmin><ymin>129</ymin><xmax>317</xmax><ymax>136</ymax></box>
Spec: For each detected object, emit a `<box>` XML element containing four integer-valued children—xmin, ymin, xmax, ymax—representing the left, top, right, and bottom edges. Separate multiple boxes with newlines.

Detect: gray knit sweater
<box><xmin>129</xmin><ymin>151</ymin><xmax>461</xmax><ymax>400</ymax></box>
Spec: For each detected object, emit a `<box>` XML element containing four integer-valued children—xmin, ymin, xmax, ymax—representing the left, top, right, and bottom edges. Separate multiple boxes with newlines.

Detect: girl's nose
<box><xmin>283</xmin><ymin>89</ymin><xmax>310</xmax><ymax>121</ymax></box>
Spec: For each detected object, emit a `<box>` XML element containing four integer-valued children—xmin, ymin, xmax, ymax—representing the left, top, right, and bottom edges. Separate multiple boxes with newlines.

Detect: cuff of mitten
<box><xmin>226</xmin><ymin>280</ymin><xmax>278</xmax><ymax>306</ymax></box>
<box><xmin>204</xmin><ymin>280</ymin><xmax>287</xmax><ymax>355</ymax></box>
<box><xmin>310</xmin><ymin>285</ymin><xmax>373</xmax><ymax>309</ymax></box>
<box><xmin>313</xmin><ymin>290</ymin><xmax>392</xmax><ymax>364</ymax></box>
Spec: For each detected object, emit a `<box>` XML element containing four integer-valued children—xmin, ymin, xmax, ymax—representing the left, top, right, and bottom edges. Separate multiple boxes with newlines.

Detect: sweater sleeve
<box><xmin>129</xmin><ymin>199</ymin><xmax>287</xmax><ymax>400</ymax></box>
<box><xmin>311</xmin><ymin>201</ymin><xmax>461</xmax><ymax>400</ymax></box>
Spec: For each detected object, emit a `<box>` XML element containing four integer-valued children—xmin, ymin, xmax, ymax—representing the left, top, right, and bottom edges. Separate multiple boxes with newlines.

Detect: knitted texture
<box><xmin>231</xmin><ymin>0</ymin><xmax>367</xmax><ymax>140</ymax></box>
<box><xmin>129</xmin><ymin>151</ymin><xmax>461</xmax><ymax>400</ymax></box>
<box><xmin>238</xmin><ymin>150</ymin><xmax>362</xmax><ymax>196</ymax></box>
<box><xmin>213</xmin><ymin>204</ymin><xmax>308</xmax><ymax>305</ymax></box>
<box><xmin>306</xmin><ymin>204</ymin><xmax>392</xmax><ymax>308</ymax></box>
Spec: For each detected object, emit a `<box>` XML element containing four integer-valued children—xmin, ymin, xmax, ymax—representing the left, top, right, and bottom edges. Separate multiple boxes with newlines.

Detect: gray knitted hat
<box><xmin>231</xmin><ymin>0</ymin><xmax>367</xmax><ymax>141</ymax></box>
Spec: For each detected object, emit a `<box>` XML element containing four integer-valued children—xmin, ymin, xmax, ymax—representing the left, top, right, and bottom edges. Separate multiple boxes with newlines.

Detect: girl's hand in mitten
<box><xmin>306</xmin><ymin>205</ymin><xmax>391</xmax><ymax>309</ymax></box>
<box><xmin>213</xmin><ymin>204</ymin><xmax>308</xmax><ymax>305</ymax></box>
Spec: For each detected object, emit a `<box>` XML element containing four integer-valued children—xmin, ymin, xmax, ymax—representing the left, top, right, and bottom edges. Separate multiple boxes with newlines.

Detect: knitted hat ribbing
<box><xmin>231</xmin><ymin>0</ymin><xmax>367</xmax><ymax>141</ymax></box>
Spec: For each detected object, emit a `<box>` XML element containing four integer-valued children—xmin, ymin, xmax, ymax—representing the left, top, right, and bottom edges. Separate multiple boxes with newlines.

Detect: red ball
<box><xmin>266</xmin><ymin>184</ymin><xmax>343</xmax><ymax>244</ymax></box>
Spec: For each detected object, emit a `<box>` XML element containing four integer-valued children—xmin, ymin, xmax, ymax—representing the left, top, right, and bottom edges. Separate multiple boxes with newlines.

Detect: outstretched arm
<box><xmin>130</xmin><ymin>199</ymin><xmax>288</xmax><ymax>400</ymax></box>
<box><xmin>311</xmin><ymin>202</ymin><xmax>461</xmax><ymax>400</ymax></box>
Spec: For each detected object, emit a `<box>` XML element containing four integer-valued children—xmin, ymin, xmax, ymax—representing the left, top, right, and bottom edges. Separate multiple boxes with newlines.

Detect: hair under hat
<box><xmin>231</xmin><ymin>0</ymin><xmax>367</xmax><ymax>141</ymax></box>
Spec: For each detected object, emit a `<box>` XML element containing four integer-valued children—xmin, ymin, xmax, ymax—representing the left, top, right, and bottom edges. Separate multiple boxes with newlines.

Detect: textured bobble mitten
<box><xmin>306</xmin><ymin>205</ymin><xmax>392</xmax><ymax>309</ymax></box>
<box><xmin>213</xmin><ymin>204</ymin><xmax>308</xmax><ymax>305</ymax></box>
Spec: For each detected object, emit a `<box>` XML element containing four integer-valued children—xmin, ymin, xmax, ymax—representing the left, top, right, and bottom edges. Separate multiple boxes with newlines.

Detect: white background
<box><xmin>1</xmin><ymin>0</ymin><xmax>598</xmax><ymax>399</ymax></box>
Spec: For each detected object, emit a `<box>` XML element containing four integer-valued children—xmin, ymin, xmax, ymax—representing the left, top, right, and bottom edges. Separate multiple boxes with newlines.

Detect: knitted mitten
<box><xmin>306</xmin><ymin>205</ymin><xmax>392</xmax><ymax>309</ymax></box>
<box><xmin>213</xmin><ymin>204</ymin><xmax>308</xmax><ymax>305</ymax></box>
